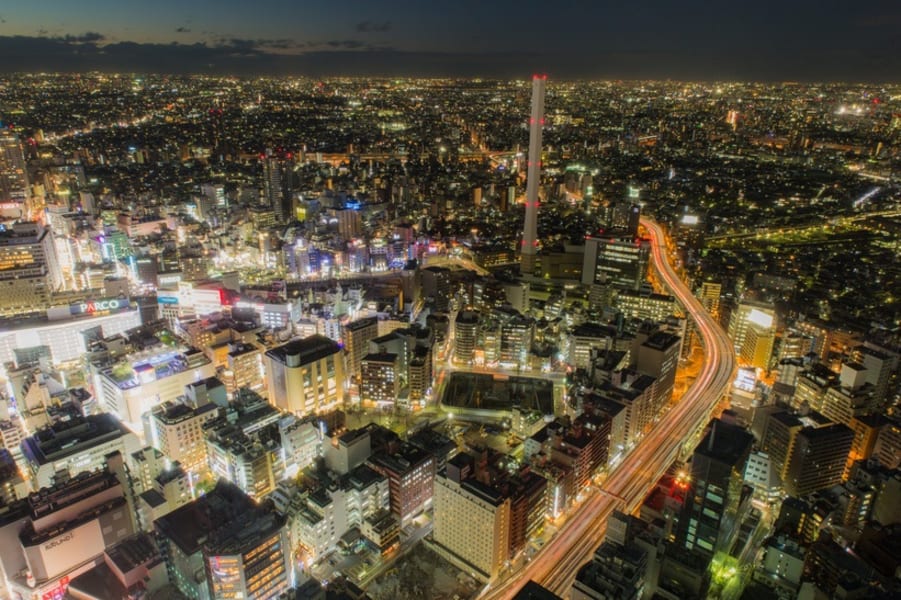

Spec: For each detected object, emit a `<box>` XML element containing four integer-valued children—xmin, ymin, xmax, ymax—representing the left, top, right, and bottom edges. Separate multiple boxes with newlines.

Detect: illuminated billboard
<box><xmin>69</xmin><ymin>298</ymin><xmax>129</xmax><ymax>316</ymax></box>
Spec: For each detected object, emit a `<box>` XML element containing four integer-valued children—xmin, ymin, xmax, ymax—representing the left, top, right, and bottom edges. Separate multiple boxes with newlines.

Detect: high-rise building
<box><xmin>680</xmin><ymin>419</ymin><xmax>754</xmax><ymax>558</ymax></box>
<box><xmin>727</xmin><ymin>300</ymin><xmax>775</xmax><ymax>357</ymax></box>
<box><xmin>0</xmin><ymin>128</ymin><xmax>29</xmax><ymax>202</ymax></box>
<box><xmin>223</xmin><ymin>342</ymin><xmax>265</xmax><ymax>396</ymax></box>
<box><xmin>367</xmin><ymin>442</ymin><xmax>436</xmax><ymax>527</ymax></box>
<box><xmin>263</xmin><ymin>149</ymin><xmax>293</xmax><ymax>222</ymax></box>
<box><xmin>203</xmin><ymin>392</ymin><xmax>283</xmax><ymax>499</ymax></box>
<box><xmin>520</xmin><ymin>75</ymin><xmax>545</xmax><ymax>276</ymax></box>
<box><xmin>434</xmin><ymin>452</ymin><xmax>547</xmax><ymax>582</ymax></box>
<box><xmin>264</xmin><ymin>335</ymin><xmax>345</xmax><ymax>416</ymax></box>
<box><xmin>0</xmin><ymin>222</ymin><xmax>63</xmax><ymax>316</ymax></box>
<box><xmin>421</xmin><ymin>266</ymin><xmax>454</xmax><ymax>312</ymax></box>
<box><xmin>147</xmin><ymin>391</ymin><xmax>221</xmax><ymax>476</ymax></box>
<box><xmin>454</xmin><ymin>310</ymin><xmax>479</xmax><ymax>365</ymax></box>
<box><xmin>360</xmin><ymin>352</ymin><xmax>400</xmax><ymax>407</ymax></box>
<box><xmin>741</xmin><ymin>321</ymin><xmax>776</xmax><ymax>369</ymax></box>
<box><xmin>783</xmin><ymin>424</ymin><xmax>853</xmax><ymax>497</ymax></box>
<box><xmin>408</xmin><ymin>345</ymin><xmax>432</xmax><ymax>404</ymax></box>
<box><xmin>760</xmin><ymin>410</ymin><xmax>804</xmax><ymax>482</ymax></box>
<box><xmin>616</xmin><ymin>289</ymin><xmax>676</xmax><ymax>323</ymax></box>
<box><xmin>696</xmin><ymin>281</ymin><xmax>722</xmax><ymax>320</ymax></box>
<box><xmin>852</xmin><ymin>342</ymin><xmax>899</xmax><ymax>409</ymax></box>
<box><xmin>499</xmin><ymin>313</ymin><xmax>534</xmax><ymax>369</ymax></box>
<box><xmin>581</xmin><ymin>236</ymin><xmax>651</xmax><ymax>291</ymax></box>
<box><xmin>342</xmin><ymin>317</ymin><xmax>379</xmax><ymax>382</ymax></box>
<box><xmin>155</xmin><ymin>480</ymin><xmax>290</xmax><ymax>600</ymax></box>
<box><xmin>635</xmin><ymin>331</ymin><xmax>681</xmax><ymax>415</ymax></box>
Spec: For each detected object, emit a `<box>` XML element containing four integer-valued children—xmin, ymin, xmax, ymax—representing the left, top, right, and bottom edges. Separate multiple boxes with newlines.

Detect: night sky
<box><xmin>0</xmin><ymin>0</ymin><xmax>898</xmax><ymax>80</ymax></box>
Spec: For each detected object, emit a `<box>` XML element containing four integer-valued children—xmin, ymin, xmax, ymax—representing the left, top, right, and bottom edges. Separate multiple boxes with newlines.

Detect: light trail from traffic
<box><xmin>481</xmin><ymin>218</ymin><xmax>736</xmax><ymax>599</ymax></box>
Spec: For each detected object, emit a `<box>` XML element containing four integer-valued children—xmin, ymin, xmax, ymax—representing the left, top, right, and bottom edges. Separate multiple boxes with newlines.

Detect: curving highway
<box><xmin>481</xmin><ymin>218</ymin><xmax>736</xmax><ymax>599</ymax></box>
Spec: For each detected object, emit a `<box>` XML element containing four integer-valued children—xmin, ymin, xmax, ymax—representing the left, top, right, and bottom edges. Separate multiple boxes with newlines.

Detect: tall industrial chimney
<box><xmin>520</xmin><ymin>75</ymin><xmax>545</xmax><ymax>276</ymax></box>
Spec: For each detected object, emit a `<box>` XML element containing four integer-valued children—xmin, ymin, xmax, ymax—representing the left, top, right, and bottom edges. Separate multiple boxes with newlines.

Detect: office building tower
<box><xmin>222</xmin><ymin>341</ymin><xmax>265</xmax><ymax>396</ymax></box>
<box><xmin>636</xmin><ymin>331</ymin><xmax>681</xmax><ymax>415</ymax></box>
<box><xmin>264</xmin><ymin>335</ymin><xmax>345</xmax><ymax>417</ymax></box>
<box><xmin>147</xmin><ymin>391</ymin><xmax>221</xmax><ymax>476</ymax></box>
<box><xmin>499</xmin><ymin>313</ymin><xmax>534</xmax><ymax>369</ymax></box>
<box><xmin>276</xmin><ymin>463</ymin><xmax>389</xmax><ymax>564</ymax></box>
<box><xmin>727</xmin><ymin>300</ymin><xmax>775</xmax><ymax>357</ymax></box>
<box><xmin>592</xmin><ymin>369</ymin><xmax>655</xmax><ymax>449</ymax></box>
<box><xmin>155</xmin><ymin>480</ymin><xmax>290</xmax><ymax>600</ymax></box>
<box><xmin>760</xmin><ymin>410</ymin><xmax>804</xmax><ymax>482</ymax></box>
<box><xmin>367</xmin><ymin>442</ymin><xmax>436</xmax><ymax>526</ymax></box>
<box><xmin>342</xmin><ymin>317</ymin><xmax>379</xmax><ymax>382</ymax></box>
<box><xmin>433</xmin><ymin>452</ymin><xmax>547</xmax><ymax>582</ymax></box>
<box><xmin>680</xmin><ymin>419</ymin><xmax>754</xmax><ymax>558</ymax></box>
<box><xmin>852</xmin><ymin>342</ymin><xmax>899</xmax><ymax>409</ymax></box>
<box><xmin>874</xmin><ymin>417</ymin><xmax>901</xmax><ymax>469</ymax></box>
<box><xmin>360</xmin><ymin>352</ymin><xmax>400</xmax><ymax>407</ymax></box>
<box><xmin>741</xmin><ymin>321</ymin><xmax>776</xmax><ymax>370</ymax></box>
<box><xmin>520</xmin><ymin>75</ymin><xmax>545</xmax><ymax>276</ymax></box>
<box><xmin>21</xmin><ymin>412</ymin><xmax>142</xmax><ymax>489</ymax></box>
<box><xmin>783</xmin><ymin>424</ymin><xmax>854</xmax><ymax>497</ymax></box>
<box><xmin>0</xmin><ymin>128</ymin><xmax>28</xmax><ymax>202</ymax></box>
<box><xmin>820</xmin><ymin>362</ymin><xmax>874</xmax><ymax>426</ymax></box>
<box><xmin>616</xmin><ymin>289</ymin><xmax>676</xmax><ymax>323</ymax></box>
<box><xmin>421</xmin><ymin>266</ymin><xmax>454</xmax><ymax>312</ymax></box>
<box><xmin>581</xmin><ymin>236</ymin><xmax>651</xmax><ymax>291</ymax></box>
<box><xmin>278</xmin><ymin>416</ymin><xmax>322</xmax><ymax>479</ymax></box>
<box><xmin>696</xmin><ymin>281</ymin><xmax>722</xmax><ymax>320</ymax></box>
<box><xmin>0</xmin><ymin>222</ymin><xmax>63</xmax><ymax>316</ymax></box>
<box><xmin>408</xmin><ymin>345</ymin><xmax>432</xmax><ymax>404</ymax></box>
<box><xmin>454</xmin><ymin>310</ymin><xmax>479</xmax><ymax>365</ymax></box>
<box><xmin>263</xmin><ymin>149</ymin><xmax>293</xmax><ymax>222</ymax></box>
<box><xmin>791</xmin><ymin>319</ymin><xmax>832</xmax><ymax>361</ymax></box>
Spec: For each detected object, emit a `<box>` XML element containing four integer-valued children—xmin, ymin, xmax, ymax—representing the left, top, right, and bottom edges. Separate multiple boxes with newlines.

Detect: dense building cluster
<box><xmin>0</xmin><ymin>74</ymin><xmax>897</xmax><ymax>599</ymax></box>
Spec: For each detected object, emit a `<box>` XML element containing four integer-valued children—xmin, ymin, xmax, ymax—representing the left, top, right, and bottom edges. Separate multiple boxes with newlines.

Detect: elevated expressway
<box><xmin>482</xmin><ymin>218</ymin><xmax>736</xmax><ymax>598</ymax></box>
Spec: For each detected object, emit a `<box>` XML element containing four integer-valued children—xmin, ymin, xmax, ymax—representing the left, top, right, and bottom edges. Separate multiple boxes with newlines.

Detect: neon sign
<box><xmin>69</xmin><ymin>298</ymin><xmax>128</xmax><ymax>316</ymax></box>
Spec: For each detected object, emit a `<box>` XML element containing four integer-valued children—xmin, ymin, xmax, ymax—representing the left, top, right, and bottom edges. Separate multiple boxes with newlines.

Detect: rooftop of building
<box><xmin>362</xmin><ymin>352</ymin><xmax>398</xmax><ymax>364</ymax></box>
<box><xmin>265</xmin><ymin>334</ymin><xmax>342</xmax><ymax>366</ymax></box>
<box><xmin>344</xmin><ymin>316</ymin><xmax>378</xmax><ymax>331</ymax></box>
<box><xmin>694</xmin><ymin>419</ymin><xmax>754</xmax><ymax>467</ymax></box>
<box><xmin>67</xmin><ymin>533</ymin><xmax>162</xmax><ymax>600</ymax></box>
<box><xmin>153</xmin><ymin>399</ymin><xmax>218</xmax><ymax>424</ymax></box>
<box><xmin>21</xmin><ymin>413</ymin><xmax>131</xmax><ymax>466</ymax></box>
<box><xmin>203</xmin><ymin>506</ymin><xmax>286</xmax><ymax>556</ymax></box>
<box><xmin>798</xmin><ymin>422</ymin><xmax>853</xmax><ymax>441</ymax></box>
<box><xmin>367</xmin><ymin>442</ymin><xmax>432</xmax><ymax>474</ymax></box>
<box><xmin>154</xmin><ymin>479</ymin><xmax>256</xmax><ymax>555</ymax></box>
<box><xmin>641</xmin><ymin>330</ymin><xmax>681</xmax><ymax>351</ymax></box>
<box><xmin>570</xmin><ymin>322</ymin><xmax>617</xmax><ymax>338</ymax></box>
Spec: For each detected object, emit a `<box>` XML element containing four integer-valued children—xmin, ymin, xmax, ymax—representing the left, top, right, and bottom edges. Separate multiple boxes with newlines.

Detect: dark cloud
<box><xmin>60</xmin><ymin>32</ymin><xmax>105</xmax><ymax>43</ymax></box>
<box><xmin>175</xmin><ymin>27</ymin><xmax>191</xmax><ymax>33</ymax></box>
<box><xmin>326</xmin><ymin>40</ymin><xmax>366</xmax><ymax>49</ymax></box>
<box><xmin>355</xmin><ymin>20</ymin><xmax>391</xmax><ymax>33</ymax></box>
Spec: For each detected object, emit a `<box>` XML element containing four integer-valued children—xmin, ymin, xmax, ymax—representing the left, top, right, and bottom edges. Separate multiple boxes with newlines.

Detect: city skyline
<box><xmin>0</xmin><ymin>0</ymin><xmax>899</xmax><ymax>80</ymax></box>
